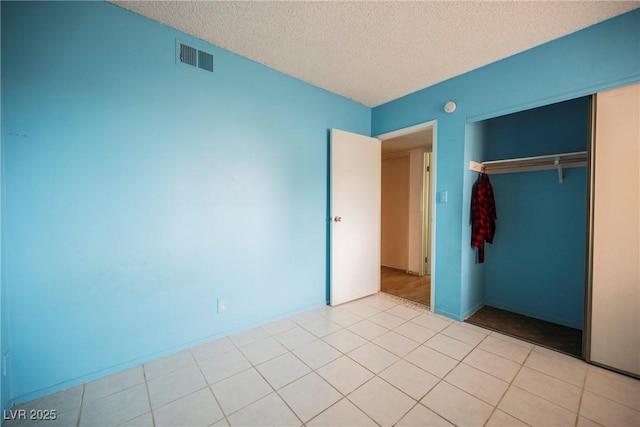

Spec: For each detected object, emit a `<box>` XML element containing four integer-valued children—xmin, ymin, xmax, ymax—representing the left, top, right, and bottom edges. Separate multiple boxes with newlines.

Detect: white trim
<box><xmin>375</xmin><ymin>120</ymin><xmax>437</xmax><ymax>312</ymax></box>
<box><xmin>376</xmin><ymin>120</ymin><xmax>436</xmax><ymax>141</ymax></box>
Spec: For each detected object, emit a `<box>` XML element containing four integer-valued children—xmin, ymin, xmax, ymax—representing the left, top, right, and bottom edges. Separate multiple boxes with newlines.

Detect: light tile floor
<box><xmin>5</xmin><ymin>293</ymin><xmax>640</xmax><ymax>427</ymax></box>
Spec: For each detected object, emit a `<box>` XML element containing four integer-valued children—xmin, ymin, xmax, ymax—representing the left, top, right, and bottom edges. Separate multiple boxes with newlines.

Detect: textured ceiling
<box><xmin>112</xmin><ymin>1</ymin><xmax>639</xmax><ymax>107</ymax></box>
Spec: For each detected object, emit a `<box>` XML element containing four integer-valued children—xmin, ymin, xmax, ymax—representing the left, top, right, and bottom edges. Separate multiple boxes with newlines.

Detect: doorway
<box><xmin>376</xmin><ymin>122</ymin><xmax>436</xmax><ymax>307</ymax></box>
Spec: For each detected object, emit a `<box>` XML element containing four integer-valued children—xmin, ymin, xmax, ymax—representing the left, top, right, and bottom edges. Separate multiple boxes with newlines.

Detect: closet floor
<box><xmin>380</xmin><ymin>266</ymin><xmax>430</xmax><ymax>306</ymax></box>
<box><xmin>465</xmin><ymin>305</ymin><xmax>582</xmax><ymax>358</ymax></box>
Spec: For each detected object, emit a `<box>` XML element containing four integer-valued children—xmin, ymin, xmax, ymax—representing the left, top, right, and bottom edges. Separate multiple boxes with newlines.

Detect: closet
<box><xmin>466</xmin><ymin>82</ymin><xmax>640</xmax><ymax>377</ymax></box>
<box><xmin>467</xmin><ymin>96</ymin><xmax>590</xmax><ymax>357</ymax></box>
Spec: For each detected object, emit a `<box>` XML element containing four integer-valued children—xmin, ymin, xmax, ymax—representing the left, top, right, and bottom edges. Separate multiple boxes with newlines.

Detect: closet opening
<box><xmin>377</xmin><ymin>122</ymin><xmax>435</xmax><ymax>308</ymax></box>
<box><xmin>464</xmin><ymin>96</ymin><xmax>591</xmax><ymax>358</ymax></box>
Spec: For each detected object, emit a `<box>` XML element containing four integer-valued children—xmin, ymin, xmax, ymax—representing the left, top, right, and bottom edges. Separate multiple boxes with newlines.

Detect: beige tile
<box><xmin>513</xmin><ymin>366</ymin><xmax>582</xmax><ymax>412</ymax></box>
<box><xmin>238</xmin><ymin>336</ymin><xmax>288</xmax><ymax>365</ymax></box>
<box><xmin>229</xmin><ymin>327</ymin><xmax>269</xmax><ymax>347</ymax></box>
<box><xmin>458</xmin><ymin>322</ymin><xmax>492</xmax><ymax>336</ymax></box>
<box><xmin>360</xmin><ymin>295</ymin><xmax>398</xmax><ymax>311</ymax></box>
<box><xmin>256</xmin><ymin>352</ymin><xmax>311</xmax><ymax>390</ymax></box>
<box><xmin>579</xmin><ymin>390</ymin><xmax>640</xmax><ymax>427</ymax></box>
<box><xmin>153</xmin><ymin>388</ymin><xmax>223</xmax><ymax>427</ymax></box>
<box><xmin>478</xmin><ymin>335</ymin><xmax>531</xmax><ymax>364</ymax></box>
<box><xmin>490</xmin><ymin>331</ymin><xmax>535</xmax><ymax>349</ymax></box>
<box><xmin>190</xmin><ymin>337</ymin><xmax>234</xmax><ymax>362</ymax></box>
<box><xmin>421</xmin><ymin>381</ymin><xmax>493</xmax><ymax>427</ymax></box>
<box><xmin>463</xmin><ymin>348</ymin><xmax>521</xmax><ymax>382</ymax></box>
<box><xmin>485</xmin><ymin>410</ymin><xmax>528</xmax><ymax>427</ymax></box>
<box><xmin>348</xmin><ymin>342</ymin><xmax>398</xmax><ymax>374</ymax></box>
<box><xmin>411</xmin><ymin>313</ymin><xmax>452</xmax><ymax>332</ymax></box>
<box><xmin>441</xmin><ymin>323</ymin><xmax>486</xmax><ymax>346</ymax></box>
<box><xmin>324</xmin><ymin>308</ymin><xmax>363</xmax><ymax>327</ymax></box>
<box><xmin>262</xmin><ymin>318</ymin><xmax>298</xmax><ymax>336</ymax></box>
<box><xmin>348</xmin><ymin>320</ymin><xmax>389</xmax><ymax>340</ymax></box>
<box><xmin>83</xmin><ymin>367</ymin><xmax>145</xmax><ymax>403</ymax></box>
<box><xmin>13</xmin><ymin>385</ymin><xmax>83</xmax><ymax>415</ymax></box>
<box><xmin>79</xmin><ymin>384</ymin><xmax>149</xmax><ymax>427</ymax></box>
<box><xmin>226</xmin><ymin>392</ymin><xmax>300</xmax><ymax>427</ymax></box>
<box><xmin>584</xmin><ymin>366</ymin><xmax>640</xmax><ymax>410</ymax></box>
<box><xmin>307</xmin><ymin>398</ymin><xmax>376</xmax><ymax>427</ymax></box>
<box><xmin>143</xmin><ymin>350</ymin><xmax>195</xmax><ymax>380</ymax></box>
<box><xmin>379</xmin><ymin>359</ymin><xmax>439</xmax><ymax>400</ymax></box>
<box><xmin>301</xmin><ymin>318</ymin><xmax>343</xmax><ymax>338</ymax></box>
<box><xmin>288</xmin><ymin>310</ymin><xmax>324</xmax><ymax>326</ymax></box>
<box><xmin>404</xmin><ymin>345</ymin><xmax>458</xmax><ymax>378</ymax></box>
<box><xmin>211</xmin><ymin>368</ymin><xmax>273</xmax><ymax>416</ymax></box>
<box><xmin>386</xmin><ymin>304</ymin><xmax>423</xmax><ymax>320</ymax></box>
<box><xmin>212</xmin><ymin>418</ymin><xmax>230</xmax><ymax>427</ymax></box>
<box><xmin>524</xmin><ymin>347</ymin><xmax>587</xmax><ymax>387</ymax></box>
<box><xmin>425</xmin><ymin>334</ymin><xmax>473</xmax><ymax>360</ymax></box>
<box><xmin>147</xmin><ymin>365</ymin><xmax>207</xmax><ymax>409</ymax></box>
<box><xmin>444</xmin><ymin>363</ymin><xmax>508</xmax><ymax>406</ymax></box>
<box><xmin>588</xmin><ymin>364</ymin><xmax>640</xmax><ymax>387</ymax></box>
<box><xmin>498</xmin><ymin>386</ymin><xmax>577</xmax><ymax>427</ymax></box>
<box><xmin>198</xmin><ymin>348</ymin><xmax>251</xmax><ymax>385</ymax></box>
<box><xmin>372</xmin><ymin>331</ymin><xmax>420</xmax><ymax>356</ymax></box>
<box><xmin>309</xmin><ymin>305</ymin><xmax>333</xmax><ymax>318</ymax></box>
<box><xmin>293</xmin><ymin>339</ymin><xmax>342</xmax><ymax>369</ymax></box>
<box><xmin>278</xmin><ymin>373</ymin><xmax>341</xmax><ymax>423</ymax></box>
<box><xmin>117</xmin><ymin>411</ymin><xmax>153</xmax><ymax>427</ymax></box>
<box><xmin>394</xmin><ymin>321</ymin><xmax>437</xmax><ymax>343</ymax></box>
<box><xmin>340</xmin><ymin>301</ymin><xmax>381</xmax><ymax>319</ymax></box>
<box><xmin>368</xmin><ymin>311</ymin><xmax>406</xmax><ymax>329</ymax></box>
<box><xmin>396</xmin><ymin>403</ymin><xmax>454</xmax><ymax>427</ymax></box>
<box><xmin>316</xmin><ymin>356</ymin><xmax>374</xmax><ymax>395</ymax></box>
<box><xmin>348</xmin><ymin>377</ymin><xmax>415</xmax><ymax>426</ymax></box>
<box><xmin>273</xmin><ymin>326</ymin><xmax>317</xmax><ymax>351</ymax></box>
<box><xmin>322</xmin><ymin>328</ymin><xmax>368</xmax><ymax>353</ymax></box>
<box><xmin>576</xmin><ymin>416</ymin><xmax>604</xmax><ymax>427</ymax></box>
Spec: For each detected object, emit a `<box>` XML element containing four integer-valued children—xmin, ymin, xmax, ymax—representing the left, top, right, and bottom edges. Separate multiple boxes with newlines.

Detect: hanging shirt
<box><xmin>471</xmin><ymin>173</ymin><xmax>497</xmax><ymax>263</ymax></box>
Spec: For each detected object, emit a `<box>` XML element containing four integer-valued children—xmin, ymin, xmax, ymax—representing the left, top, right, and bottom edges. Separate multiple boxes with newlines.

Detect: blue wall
<box><xmin>1</xmin><ymin>1</ymin><xmax>370</xmax><ymax>404</ymax></box>
<box><xmin>482</xmin><ymin>97</ymin><xmax>590</xmax><ymax>329</ymax></box>
<box><xmin>460</xmin><ymin>121</ymin><xmax>487</xmax><ymax>318</ymax></box>
<box><xmin>0</xmin><ymin>0</ymin><xmax>7</xmax><ymax>412</ymax></box>
<box><xmin>372</xmin><ymin>9</ymin><xmax>640</xmax><ymax>321</ymax></box>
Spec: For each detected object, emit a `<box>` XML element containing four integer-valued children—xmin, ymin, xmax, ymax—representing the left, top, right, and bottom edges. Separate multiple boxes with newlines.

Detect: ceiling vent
<box><xmin>179</xmin><ymin>42</ymin><xmax>213</xmax><ymax>73</ymax></box>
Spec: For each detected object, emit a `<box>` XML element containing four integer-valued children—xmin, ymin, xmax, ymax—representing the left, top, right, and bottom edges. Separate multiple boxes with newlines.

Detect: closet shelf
<box><xmin>469</xmin><ymin>151</ymin><xmax>588</xmax><ymax>184</ymax></box>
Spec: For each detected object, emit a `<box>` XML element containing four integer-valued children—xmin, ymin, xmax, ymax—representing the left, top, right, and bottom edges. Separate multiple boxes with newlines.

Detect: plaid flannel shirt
<box><xmin>471</xmin><ymin>173</ymin><xmax>497</xmax><ymax>263</ymax></box>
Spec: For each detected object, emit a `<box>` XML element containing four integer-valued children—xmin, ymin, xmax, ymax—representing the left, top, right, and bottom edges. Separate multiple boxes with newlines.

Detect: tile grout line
<box><xmin>75</xmin><ymin>384</ymin><xmax>85</xmax><ymax>427</ymax></box>
<box><xmin>140</xmin><ymin>365</ymin><xmax>156</xmax><ymax>427</ymax></box>
<box><xmin>483</xmin><ymin>342</ymin><xmax>535</xmax><ymax>427</ymax></box>
<box><xmin>187</xmin><ymin>347</ymin><xmax>229</xmax><ymax>427</ymax></box>
<box><xmin>425</xmin><ymin>323</ymin><xmax>501</xmax><ymax>427</ymax></box>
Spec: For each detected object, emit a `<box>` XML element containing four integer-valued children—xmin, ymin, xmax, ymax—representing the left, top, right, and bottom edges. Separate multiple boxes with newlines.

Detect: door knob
<box><xmin>334</xmin><ymin>216</ymin><xmax>342</xmax><ymax>222</ymax></box>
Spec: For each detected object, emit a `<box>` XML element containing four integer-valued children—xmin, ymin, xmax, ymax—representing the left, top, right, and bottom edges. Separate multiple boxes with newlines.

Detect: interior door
<box><xmin>330</xmin><ymin>129</ymin><xmax>381</xmax><ymax>306</ymax></box>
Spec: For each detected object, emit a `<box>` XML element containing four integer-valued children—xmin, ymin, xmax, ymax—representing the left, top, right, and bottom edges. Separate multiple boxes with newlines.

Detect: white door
<box><xmin>330</xmin><ymin>129</ymin><xmax>381</xmax><ymax>306</ymax></box>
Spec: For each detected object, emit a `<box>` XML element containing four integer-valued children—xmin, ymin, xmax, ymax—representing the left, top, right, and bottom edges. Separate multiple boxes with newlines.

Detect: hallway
<box><xmin>380</xmin><ymin>266</ymin><xmax>430</xmax><ymax>307</ymax></box>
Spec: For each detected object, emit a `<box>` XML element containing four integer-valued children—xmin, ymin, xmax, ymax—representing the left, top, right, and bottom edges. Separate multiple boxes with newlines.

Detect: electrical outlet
<box><xmin>217</xmin><ymin>298</ymin><xmax>226</xmax><ymax>314</ymax></box>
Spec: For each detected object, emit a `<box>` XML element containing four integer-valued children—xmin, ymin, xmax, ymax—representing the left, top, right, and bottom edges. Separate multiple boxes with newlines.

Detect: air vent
<box><xmin>179</xmin><ymin>42</ymin><xmax>213</xmax><ymax>73</ymax></box>
<box><xmin>179</xmin><ymin>43</ymin><xmax>197</xmax><ymax>67</ymax></box>
<box><xmin>198</xmin><ymin>50</ymin><xmax>214</xmax><ymax>72</ymax></box>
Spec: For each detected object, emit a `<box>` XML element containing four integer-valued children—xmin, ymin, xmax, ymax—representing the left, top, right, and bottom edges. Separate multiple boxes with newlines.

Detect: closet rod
<box><xmin>469</xmin><ymin>151</ymin><xmax>588</xmax><ymax>183</ymax></box>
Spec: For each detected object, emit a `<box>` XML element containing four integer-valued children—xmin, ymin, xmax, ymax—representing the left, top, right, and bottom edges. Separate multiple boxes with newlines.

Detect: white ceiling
<box><xmin>112</xmin><ymin>1</ymin><xmax>639</xmax><ymax>107</ymax></box>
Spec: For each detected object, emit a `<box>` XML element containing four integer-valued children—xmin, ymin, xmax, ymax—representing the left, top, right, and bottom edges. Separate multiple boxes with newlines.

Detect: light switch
<box><xmin>438</xmin><ymin>191</ymin><xmax>448</xmax><ymax>203</ymax></box>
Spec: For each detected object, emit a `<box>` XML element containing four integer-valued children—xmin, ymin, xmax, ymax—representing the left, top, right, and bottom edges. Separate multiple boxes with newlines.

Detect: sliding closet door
<box><xmin>589</xmin><ymin>83</ymin><xmax>640</xmax><ymax>376</ymax></box>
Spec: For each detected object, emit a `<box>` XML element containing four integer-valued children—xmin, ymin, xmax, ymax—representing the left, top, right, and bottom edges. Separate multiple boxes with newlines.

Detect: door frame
<box><xmin>376</xmin><ymin>120</ymin><xmax>437</xmax><ymax>311</ymax></box>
